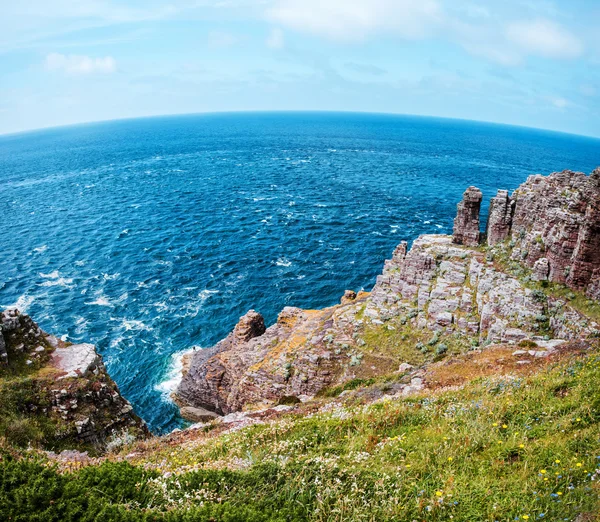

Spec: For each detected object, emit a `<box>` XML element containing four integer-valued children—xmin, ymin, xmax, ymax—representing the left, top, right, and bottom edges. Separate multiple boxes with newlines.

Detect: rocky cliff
<box><xmin>175</xmin><ymin>168</ymin><xmax>600</xmax><ymax>419</ymax></box>
<box><xmin>0</xmin><ymin>308</ymin><xmax>148</xmax><ymax>452</ymax></box>
<box><xmin>487</xmin><ymin>168</ymin><xmax>600</xmax><ymax>298</ymax></box>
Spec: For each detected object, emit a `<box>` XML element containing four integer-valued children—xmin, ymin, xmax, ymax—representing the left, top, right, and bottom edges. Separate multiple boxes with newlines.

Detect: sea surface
<box><xmin>1</xmin><ymin>112</ymin><xmax>598</xmax><ymax>433</ymax></box>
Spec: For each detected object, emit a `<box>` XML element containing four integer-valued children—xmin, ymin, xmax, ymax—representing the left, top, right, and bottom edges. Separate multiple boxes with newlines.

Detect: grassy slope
<box><xmin>1</xmin><ymin>347</ymin><xmax>599</xmax><ymax>521</ymax></box>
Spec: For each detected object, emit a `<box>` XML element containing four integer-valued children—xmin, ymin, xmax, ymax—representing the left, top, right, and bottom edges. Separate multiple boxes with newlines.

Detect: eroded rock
<box><xmin>453</xmin><ymin>186</ymin><xmax>483</xmax><ymax>246</ymax></box>
<box><xmin>486</xmin><ymin>189</ymin><xmax>514</xmax><ymax>246</ymax></box>
<box><xmin>0</xmin><ymin>308</ymin><xmax>148</xmax><ymax>451</ymax></box>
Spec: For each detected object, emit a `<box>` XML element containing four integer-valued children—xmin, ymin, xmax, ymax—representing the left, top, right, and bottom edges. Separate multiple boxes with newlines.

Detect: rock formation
<box><xmin>452</xmin><ymin>186</ymin><xmax>483</xmax><ymax>246</ymax></box>
<box><xmin>485</xmin><ymin>169</ymin><xmax>600</xmax><ymax>299</ymax></box>
<box><xmin>486</xmin><ymin>189</ymin><xmax>514</xmax><ymax>245</ymax></box>
<box><xmin>175</xmin><ymin>168</ymin><xmax>600</xmax><ymax>417</ymax></box>
<box><xmin>0</xmin><ymin>309</ymin><xmax>148</xmax><ymax>450</ymax></box>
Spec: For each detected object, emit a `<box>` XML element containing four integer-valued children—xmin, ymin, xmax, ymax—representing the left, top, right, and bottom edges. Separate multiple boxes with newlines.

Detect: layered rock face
<box><xmin>452</xmin><ymin>186</ymin><xmax>483</xmax><ymax>246</ymax></box>
<box><xmin>492</xmin><ymin>169</ymin><xmax>600</xmax><ymax>299</ymax></box>
<box><xmin>175</xmin><ymin>168</ymin><xmax>600</xmax><ymax>418</ymax></box>
<box><xmin>486</xmin><ymin>189</ymin><xmax>514</xmax><ymax>245</ymax></box>
<box><xmin>0</xmin><ymin>309</ymin><xmax>148</xmax><ymax>450</ymax></box>
<box><xmin>176</xmin><ymin>306</ymin><xmax>358</xmax><ymax>415</ymax></box>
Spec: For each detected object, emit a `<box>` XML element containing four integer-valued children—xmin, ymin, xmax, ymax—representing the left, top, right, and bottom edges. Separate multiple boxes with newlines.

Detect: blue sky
<box><xmin>1</xmin><ymin>0</ymin><xmax>598</xmax><ymax>136</ymax></box>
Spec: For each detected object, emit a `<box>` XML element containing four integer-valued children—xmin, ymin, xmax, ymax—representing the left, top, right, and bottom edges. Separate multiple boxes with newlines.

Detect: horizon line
<box><xmin>2</xmin><ymin>109</ymin><xmax>600</xmax><ymax>142</ymax></box>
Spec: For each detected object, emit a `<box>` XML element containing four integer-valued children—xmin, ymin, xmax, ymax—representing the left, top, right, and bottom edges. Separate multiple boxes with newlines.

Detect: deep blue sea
<box><xmin>1</xmin><ymin>112</ymin><xmax>599</xmax><ymax>432</ymax></box>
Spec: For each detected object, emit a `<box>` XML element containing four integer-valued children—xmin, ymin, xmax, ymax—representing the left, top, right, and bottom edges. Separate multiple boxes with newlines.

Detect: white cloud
<box><xmin>266</xmin><ymin>27</ymin><xmax>284</xmax><ymax>49</ymax></box>
<box><xmin>207</xmin><ymin>30</ymin><xmax>239</xmax><ymax>48</ymax></box>
<box><xmin>547</xmin><ymin>95</ymin><xmax>569</xmax><ymax>109</ymax></box>
<box><xmin>44</xmin><ymin>53</ymin><xmax>117</xmax><ymax>74</ymax></box>
<box><xmin>506</xmin><ymin>19</ymin><xmax>583</xmax><ymax>59</ymax></box>
<box><xmin>266</xmin><ymin>0</ymin><xmax>442</xmax><ymax>41</ymax></box>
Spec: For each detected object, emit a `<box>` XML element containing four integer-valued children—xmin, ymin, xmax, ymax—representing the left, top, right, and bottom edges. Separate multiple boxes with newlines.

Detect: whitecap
<box><xmin>275</xmin><ymin>257</ymin><xmax>292</xmax><ymax>267</ymax></box>
<box><xmin>40</xmin><ymin>277</ymin><xmax>74</xmax><ymax>288</ymax></box>
<box><xmin>33</xmin><ymin>245</ymin><xmax>48</xmax><ymax>253</ymax></box>
<box><xmin>74</xmin><ymin>316</ymin><xmax>89</xmax><ymax>335</ymax></box>
<box><xmin>120</xmin><ymin>319</ymin><xmax>151</xmax><ymax>332</ymax></box>
<box><xmin>199</xmin><ymin>289</ymin><xmax>219</xmax><ymax>301</ymax></box>
<box><xmin>155</xmin><ymin>348</ymin><xmax>198</xmax><ymax>401</ymax></box>
<box><xmin>85</xmin><ymin>293</ymin><xmax>113</xmax><ymax>306</ymax></box>
<box><xmin>102</xmin><ymin>273</ymin><xmax>120</xmax><ymax>281</ymax></box>
<box><xmin>1</xmin><ymin>294</ymin><xmax>34</xmax><ymax>312</ymax></box>
<box><xmin>39</xmin><ymin>270</ymin><xmax>60</xmax><ymax>279</ymax></box>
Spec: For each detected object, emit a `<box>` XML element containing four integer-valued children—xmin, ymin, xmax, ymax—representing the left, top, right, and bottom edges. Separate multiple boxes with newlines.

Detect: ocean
<box><xmin>1</xmin><ymin>111</ymin><xmax>598</xmax><ymax>433</ymax></box>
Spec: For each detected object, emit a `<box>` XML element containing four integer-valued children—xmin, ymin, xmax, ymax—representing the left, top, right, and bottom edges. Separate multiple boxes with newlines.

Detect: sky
<box><xmin>1</xmin><ymin>0</ymin><xmax>599</xmax><ymax>137</ymax></box>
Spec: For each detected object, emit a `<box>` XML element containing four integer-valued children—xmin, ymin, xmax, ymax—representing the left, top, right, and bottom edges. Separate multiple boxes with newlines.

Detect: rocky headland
<box><xmin>2</xmin><ymin>167</ymin><xmax>600</xmax><ymax>521</ymax></box>
<box><xmin>0</xmin><ymin>308</ymin><xmax>148</xmax><ymax>453</ymax></box>
<box><xmin>175</xmin><ymin>168</ymin><xmax>600</xmax><ymax>419</ymax></box>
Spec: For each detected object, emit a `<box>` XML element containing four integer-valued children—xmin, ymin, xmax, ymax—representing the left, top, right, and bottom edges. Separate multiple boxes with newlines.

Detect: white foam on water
<box><xmin>74</xmin><ymin>316</ymin><xmax>89</xmax><ymax>335</ymax></box>
<box><xmin>275</xmin><ymin>257</ymin><xmax>292</xmax><ymax>267</ymax></box>
<box><xmin>33</xmin><ymin>245</ymin><xmax>48</xmax><ymax>253</ymax></box>
<box><xmin>39</xmin><ymin>270</ymin><xmax>60</xmax><ymax>279</ymax></box>
<box><xmin>155</xmin><ymin>348</ymin><xmax>197</xmax><ymax>401</ymax></box>
<box><xmin>40</xmin><ymin>277</ymin><xmax>74</xmax><ymax>288</ymax></box>
<box><xmin>1</xmin><ymin>294</ymin><xmax>35</xmax><ymax>312</ymax></box>
<box><xmin>85</xmin><ymin>292</ymin><xmax>113</xmax><ymax>307</ymax></box>
<box><xmin>117</xmin><ymin>319</ymin><xmax>152</xmax><ymax>332</ymax></box>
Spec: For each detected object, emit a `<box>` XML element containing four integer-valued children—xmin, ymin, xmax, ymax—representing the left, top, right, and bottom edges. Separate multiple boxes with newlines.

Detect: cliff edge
<box><xmin>0</xmin><ymin>308</ymin><xmax>149</xmax><ymax>453</ymax></box>
<box><xmin>175</xmin><ymin>168</ymin><xmax>600</xmax><ymax>418</ymax></box>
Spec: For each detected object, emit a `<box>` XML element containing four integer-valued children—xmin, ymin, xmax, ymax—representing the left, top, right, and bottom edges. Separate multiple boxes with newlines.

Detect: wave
<box><xmin>39</xmin><ymin>277</ymin><xmax>74</xmax><ymax>288</ymax></box>
<box><xmin>1</xmin><ymin>294</ymin><xmax>35</xmax><ymax>312</ymax></box>
<box><xmin>154</xmin><ymin>348</ymin><xmax>197</xmax><ymax>402</ymax></box>
<box><xmin>275</xmin><ymin>257</ymin><xmax>292</xmax><ymax>267</ymax></box>
<box><xmin>85</xmin><ymin>295</ymin><xmax>113</xmax><ymax>306</ymax></box>
<box><xmin>39</xmin><ymin>270</ymin><xmax>60</xmax><ymax>279</ymax></box>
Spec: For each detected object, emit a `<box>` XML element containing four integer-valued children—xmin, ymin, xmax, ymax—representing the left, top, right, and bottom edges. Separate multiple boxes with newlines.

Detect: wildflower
<box><xmin>502</xmin><ymin>424</ymin><xmax>508</xmax><ymax>429</ymax></box>
<box><xmin>576</xmin><ymin>463</ymin><xmax>583</xmax><ymax>467</ymax></box>
<box><xmin>436</xmin><ymin>491</ymin><xmax>443</xmax><ymax>497</ymax></box>
<box><xmin>540</xmin><ymin>470</ymin><xmax>546</xmax><ymax>474</ymax></box>
<box><xmin>497</xmin><ymin>441</ymin><xmax>503</xmax><ymax>444</ymax></box>
<box><xmin>493</xmin><ymin>423</ymin><xmax>498</xmax><ymax>427</ymax></box>
<box><xmin>555</xmin><ymin>460</ymin><xmax>560</xmax><ymax>464</ymax></box>
<box><xmin>523</xmin><ymin>516</ymin><xmax>530</xmax><ymax>520</ymax></box>
<box><xmin>448</xmin><ymin>457</ymin><xmax>453</xmax><ymax>461</ymax></box>
<box><xmin>519</xmin><ymin>444</ymin><xmax>525</xmax><ymax>449</ymax></box>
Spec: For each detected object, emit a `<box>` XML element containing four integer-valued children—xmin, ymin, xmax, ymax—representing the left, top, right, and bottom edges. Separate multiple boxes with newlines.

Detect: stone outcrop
<box><xmin>486</xmin><ymin>189</ymin><xmax>514</xmax><ymax>245</ymax></box>
<box><xmin>485</xmin><ymin>169</ymin><xmax>600</xmax><ymax>299</ymax></box>
<box><xmin>175</xmin><ymin>168</ymin><xmax>600</xmax><ymax>418</ymax></box>
<box><xmin>453</xmin><ymin>186</ymin><xmax>483</xmax><ymax>246</ymax></box>
<box><xmin>176</xmin><ymin>306</ymin><xmax>360</xmax><ymax>415</ymax></box>
<box><xmin>0</xmin><ymin>309</ymin><xmax>148</xmax><ymax>451</ymax></box>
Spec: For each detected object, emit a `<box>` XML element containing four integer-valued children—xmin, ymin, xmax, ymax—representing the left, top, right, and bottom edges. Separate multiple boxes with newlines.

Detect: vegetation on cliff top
<box><xmin>2</xmin><ymin>346</ymin><xmax>599</xmax><ymax>521</ymax></box>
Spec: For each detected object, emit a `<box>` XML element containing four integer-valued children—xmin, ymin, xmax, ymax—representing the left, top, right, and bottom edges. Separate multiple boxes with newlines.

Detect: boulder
<box><xmin>341</xmin><ymin>290</ymin><xmax>357</xmax><ymax>305</ymax></box>
<box><xmin>532</xmin><ymin>258</ymin><xmax>550</xmax><ymax>281</ymax></box>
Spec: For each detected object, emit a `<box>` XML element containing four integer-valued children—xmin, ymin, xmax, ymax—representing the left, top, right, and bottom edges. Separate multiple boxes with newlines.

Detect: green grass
<box><xmin>2</xmin><ymin>350</ymin><xmax>599</xmax><ymax>521</ymax></box>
